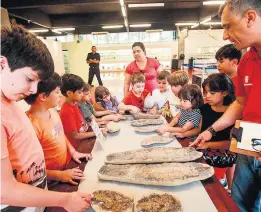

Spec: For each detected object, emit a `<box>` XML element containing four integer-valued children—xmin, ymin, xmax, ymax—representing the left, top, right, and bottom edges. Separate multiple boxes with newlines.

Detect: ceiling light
<box><xmin>53</xmin><ymin>28</ymin><xmax>75</xmax><ymax>31</ymax></box>
<box><xmin>29</xmin><ymin>29</ymin><xmax>49</xmax><ymax>33</ymax></box>
<box><xmin>203</xmin><ymin>22</ymin><xmax>222</xmax><ymax>25</ymax></box>
<box><xmin>102</xmin><ymin>25</ymin><xmax>124</xmax><ymax>29</ymax></box>
<box><xmin>146</xmin><ymin>29</ymin><xmax>163</xmax><ymax>32</ymax></box>
<box><xmin>121</xmin><ymin>6</ymin><xmax>126</xmax><ymax>17</ymax></box>
<box><xmin>191</xmin><ymin>23</ymin><xmax>200</xmax><ymax>28</ymax></box>
<box><xmin>203</xmin><ymin>1</ymin><xmax>225</xmax><ymax>5</ymax></box>
<box><xmin>52</xmin><ymin>30</ymin><xmax>62</xmax><ymax>34</ymax></box>
<box><xmin>130</xmin><ymin>24</ymin><xmax>151</xmax><ymax>28</ymax></box>
<box><xmin>128</xmin><ymin>3</ymin><xmax>164</xmax><ymax>8</ymax></box>
<box><xmin>200</xmin><ymin>17</ymin><xmax>212</xmax><ymax>24</ymax></box>
<box><xmin>92</xmin><ymin>31</ymin><xmax>109</xmax><ymax>35</ymax></box>
<box><xmin>119</xmin><ymin>0</ymin><xmax>124</xmax><ymax>7</ymax></box>
<box><xmin>175</xmin><ymin>23</ymin><xmax>198</xmax><ymax>26</ymax></box>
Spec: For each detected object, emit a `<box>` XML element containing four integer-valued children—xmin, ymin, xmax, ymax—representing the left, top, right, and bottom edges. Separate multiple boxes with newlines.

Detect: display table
<box><xmin>45</xmin><ymin>120</ymin><xmax>240</xmax><ymax>212</ymax></box>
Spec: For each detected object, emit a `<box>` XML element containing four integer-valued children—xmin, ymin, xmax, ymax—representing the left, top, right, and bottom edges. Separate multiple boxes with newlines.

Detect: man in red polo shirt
<box><xmin>190</xmin><ymin>0</ymin><xmax>261</xmax><ymax>211</ymax></box>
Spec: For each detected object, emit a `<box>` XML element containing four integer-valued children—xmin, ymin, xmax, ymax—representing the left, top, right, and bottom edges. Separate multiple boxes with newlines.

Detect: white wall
<box><xmin>62</xmin><ymin>40</ymin><xmax>92</xmax><ymax>81</ymax></box>
<box><xmin>184</xmin><ymin>29</ymin><xmax>229</xmax><ymax>62</ymax></box>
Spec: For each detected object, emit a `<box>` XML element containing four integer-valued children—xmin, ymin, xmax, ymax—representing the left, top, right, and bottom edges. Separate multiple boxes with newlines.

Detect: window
<box><xmin>118</xmin><ymin>32</ymin><xmax>129</xmax><ymax>43</ymax></box>
<box><xmin>149</xmin><ymin>32</ymin><xmax>161</xmax><ymax>42</ymax></box>
<box><xmin>140</xmin><ymin>32</ymin><xmax>149</xmax><ymax>42</ymax></box>
<box><xmin>108</xmin><ymin>33</ymin><xmax>119</xmax><ymax>44</ymax></box>
<box><xmin>128</xmin><ymin>32</ymin><xmax>140</xmax><ymax>43</ymax></box>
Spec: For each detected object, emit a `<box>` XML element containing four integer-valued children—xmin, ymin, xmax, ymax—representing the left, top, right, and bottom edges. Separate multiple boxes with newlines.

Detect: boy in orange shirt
<box><xmin>25</xmin><ymin>73</ymin><xmax>92</xmax><ymax>185</ymax></box>
<box><xmin>1</xmin><ymin>25</ymin><xmax>92</xmax><ymax>211</ymax></box>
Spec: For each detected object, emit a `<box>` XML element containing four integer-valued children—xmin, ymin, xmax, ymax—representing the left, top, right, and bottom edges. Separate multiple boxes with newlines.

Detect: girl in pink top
<box><xmin>124</xmin><ymin>42</ymin><xmax>162</xmax><ymax>97</ymax></box>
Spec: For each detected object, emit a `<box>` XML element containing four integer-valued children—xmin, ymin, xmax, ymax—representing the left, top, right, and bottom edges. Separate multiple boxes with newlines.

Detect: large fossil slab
<box><xmin>105</xmin><ymin>147</ymin><xmax>203</xmax><ymax>164</ymax></box>
<box><xmin>92</xmin><ymin>190</ymin><xmax>133</xmax><ymax>212</ymax></box>
<box><xmin>131</xmin><ymin>112</ymin><xmax>161</xmax><ymax>120</ymax></box>
<box><xmin>98</xmin><ymin>162</ymin><xmax>214</xmax><ymax>186</ymax></box>
<box><xmin>131</xmin><ymin>119</ymin><xmax>164</xmax><ymax>127</ymax></box>
<box><xmin>141</xmin><ymin>136</ymin><xmax>173</xmax><ymax>147</ymax></box>
<box><xmin>134</xmin><ymin>126</ymin><xmax>161</xmax><ymax>133</ymax></box>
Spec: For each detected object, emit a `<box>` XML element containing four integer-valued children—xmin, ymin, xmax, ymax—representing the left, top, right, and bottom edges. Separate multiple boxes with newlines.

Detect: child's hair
<box><xmin>131</xmin><ymin>72</ymin><xmax>146</xmax><ymax>85</ymax></box>
<box><xmin>179</xmin><ymin>84</ymin><xmax>204</xmax><ymax>109</ymax></box>
<box><xmin>157</xmin><ymin>71</ymin><xmax>171</xmax><ymax>80</ymax></box>
<box><xmin>61</xmin><ymin>74</ymin><xmax>85</xmax><ymax>96</ymax></box>
<box><xmin>168</xmin><ymin>71</ymin><xmax>189</xmax><ymax>86</ymax></box>
<box><xmin>24</xmin><ymin>72</ymin><xmax>62</xmax><ymax>105</ymax></box>
<box><xmin>1</xmin><ymin>25</ymin><xmax>54</xmax><ymax>81</ymax></box>
<box><xmin>95</xmin><ymin>86</ymin><xmax>116</xmax><ymax>107</ymax></box>
<box><xmin>215</xmin><ymin>44</ymin><xmax>242</xmax><ymax>64</ymax></box>
<box><xmin>202</xmin><ymin>73</ymin><xmax>235</xmax><ymax>106</ymax></box>
<box><xmin>83</xmin><ymin>83</ymin><xmax>91</xmax><ymax>92</ymax></box>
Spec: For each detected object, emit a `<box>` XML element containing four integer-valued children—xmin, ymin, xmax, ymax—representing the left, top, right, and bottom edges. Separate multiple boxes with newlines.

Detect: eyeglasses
<box><xmin>251</xmin><ymin>138</ymin><xmax>261</xmax><ymax>152</ymax></box>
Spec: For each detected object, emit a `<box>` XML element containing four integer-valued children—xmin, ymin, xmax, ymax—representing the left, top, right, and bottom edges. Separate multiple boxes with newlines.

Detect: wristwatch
<box><xmin>207</xmin><ymin>126</ymin><xmax>217</xmax><ymax>136</ymax></box>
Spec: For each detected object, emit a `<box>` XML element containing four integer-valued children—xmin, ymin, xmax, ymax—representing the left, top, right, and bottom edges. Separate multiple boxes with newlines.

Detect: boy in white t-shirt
<box><xmin>145</xmin><ymin>71</ymin><xmax>174</xmax><ymax>114</ymax></box>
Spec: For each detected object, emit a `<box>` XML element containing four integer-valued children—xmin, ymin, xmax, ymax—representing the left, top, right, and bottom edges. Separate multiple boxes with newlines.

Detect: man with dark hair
<box><xmin>86</xmin><ymin>46</ymin><xmax>103</xmax><ymax>86</ymax></box>
<box><xmin>1</xmin><ymin>25</ymin><xmax>92</xmax><ymax>211</ymax></box>
<box><xmin>191</xmin><ymin>0</ymin><xmax>261</xmax><ymax>211</ymax></box>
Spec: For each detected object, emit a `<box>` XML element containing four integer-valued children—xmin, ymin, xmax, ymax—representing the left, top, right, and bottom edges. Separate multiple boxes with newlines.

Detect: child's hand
<box><xmin>72</xmin><ymin>151</ymin><xmax>93</xmax><ymax>163</ymax></box>
<box><xmin>170</xmin><ymin>132</ymin><xmax>185</xmax><ymax>138</ymax></box>
<box><xmin>111</xmin><ymin>115</ymin><xmax>121</xmax><ymax>122</ymax></box>
<box><xmin>128</xmin><ymin>106</ymin><xmax>140</xmax><ymax>114</ymax></box>
<box><xmin>63</xmin><ymin>192</ymin><xmax>93</xmax><ymax>212</ymax></box>
<box><xmin>60</xmin><ymin>167</ymin><xmax>85</xmax><ymax>185</ymax></box>
<box><xmin>157</xmin><ymin>125</ymin><xmax>169</xmax><ymax>135</ymax></box>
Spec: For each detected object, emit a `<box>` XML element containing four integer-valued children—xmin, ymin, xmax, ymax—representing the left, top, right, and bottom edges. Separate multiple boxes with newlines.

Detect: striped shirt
<box><xmin>178</xmin><ymin>108</ymin><xmax>201</xmax><ymax>141</ymax></box>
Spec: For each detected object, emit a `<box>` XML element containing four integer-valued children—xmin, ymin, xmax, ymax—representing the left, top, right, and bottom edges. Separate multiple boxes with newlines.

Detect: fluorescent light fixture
<box><xmin>121</xmin><ymin>6</ymin><xmax>126</xmax><ymax>17</ymax></box>
<box><xmin>52</xmin><ymin>30</ymin><xmax>62</xmax><ymax>34</ymax></box>
<box><xmin>130</xmin><ymin>24</ymin><xmax>151</xmax><ymax>28</ymax></box>
<box><xmin>146</xmin><ymin>29</ymin><xmax>163</xmax><ymax>32</ymax></box>
<box><xmin>53</xmin><ymin>28</ymin><xmax>75</xmax><ymax>31</ymax></box>
<box><xmin>119</xmin><ymin>0</ymin><xmax>124</xmax><ymax>7</ymax></box>
<box><xmin>191</xmin><ymin>23</ymin><xmax>200</xmax><ymax>28</ymax></box>
<box><xmin>200</xmin><ymin>17</ymin><xmax>212</xmax><ymax>24</ymax></box>
<box><xmin>29</xmin><ymin>29</ymin><xmax>49</xmax><ymax>33</ymax></box>
<box><xmin>203</xmin><ymin>22</ymin><xmax>222</xmax><ymax>25</ymax></box>
<box><xmin>92</xmin><ymin>31</ymin><xmax>109</xmax><ymax>35</ymax></box>
<box><xmin>203</xmin><ymin>1</ymin><xmax>225</xmax><ymax>5</ymax></box>
<box><xmin>102</xmin><ymin>25</ymin><xmax>123</xmax><ymax>29</ymax></box>
<box><xmin>175</xmin><ymin>23</ymin><xmax>198</xmax><ymax>26</ymax></box>
<box><xmin>128</xmin><ymin>3</ymin><xmax>164</xmax><ymax>8</ymax></box>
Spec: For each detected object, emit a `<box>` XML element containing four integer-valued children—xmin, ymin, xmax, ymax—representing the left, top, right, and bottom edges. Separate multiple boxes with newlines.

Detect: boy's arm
<box><xmin>197</xmin><ymin>140</ymin><xmax>231</xmax><ymax>151</ymax></box>
<box><xmin>1</xmin><ymin>157</ymin><xmax>91</xmax><ymax>209</ymax></box>
<box><xmin>69</xmin><ymin>131</ymin><xmax>95</xmax><ymax>141</ymax></box>
<box><xmin>94</xmin><ymin>110</ymin><xmax>111</xmax><ymax>117</ymax></box>
<box><xmin>118</xmin><ymin>102</ymin><xmax>140</xmax><ymax>113</ymax></box>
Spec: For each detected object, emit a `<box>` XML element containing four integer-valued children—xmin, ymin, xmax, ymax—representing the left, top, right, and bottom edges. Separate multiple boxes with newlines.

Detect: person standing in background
<box><xmin>86</xmin><ymin>46</ymin><xmax>103</xmax><ymax>86</ymax></box>
<box><xmin>124</xmin><ymin>42</ymin><xmax>162</xmax><ymax>97</ymax></box>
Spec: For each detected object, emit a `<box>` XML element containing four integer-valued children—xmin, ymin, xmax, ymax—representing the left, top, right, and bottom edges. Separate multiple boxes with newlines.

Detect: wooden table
<box><xmin>45</xmin><ymin>137</ymin><xmax>240</xmax><ymax>212</ymax></box>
